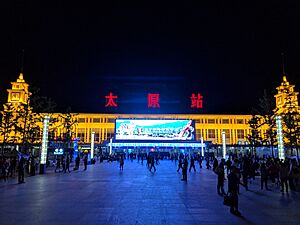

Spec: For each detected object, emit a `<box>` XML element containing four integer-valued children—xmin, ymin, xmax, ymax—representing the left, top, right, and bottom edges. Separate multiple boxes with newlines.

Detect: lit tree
<box><xmin>247</xmin><ymin>114</ymin><xmax>262</xmax><ymax>156</ymax></box>
<box><xmin>257</xmin><ymin>90</ymin><xmax>277</xmax><ymax>157</ymax></box>
<box><xmin>14</xmin><ymin>86</ymin><xmax>57</xmax><ymax>154</ymax></box>
<box><xmin>280</xmin><ymin>92</ymin><xmax>300</xmax><ymax>156</ymax></box>
<box><xmin>0</xmin><ymin>104</ymin><xmax>19</xmax><ymax>156</ymax></box>
<box><xmin>59</xmin><ymin>107</ymin><xmax>78</xmax><ymax>149</ymax></box>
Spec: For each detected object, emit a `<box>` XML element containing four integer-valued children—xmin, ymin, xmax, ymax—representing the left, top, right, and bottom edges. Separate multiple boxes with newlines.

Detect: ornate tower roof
<box><xmin>274</xmin><ymin>75</ymin><xmax>299</xmax><ymax>114</ymax></box>
<box><xmin>6</xmin><ymin>73</ymin><xmax>31</xmax><ymax>106</ymax></box>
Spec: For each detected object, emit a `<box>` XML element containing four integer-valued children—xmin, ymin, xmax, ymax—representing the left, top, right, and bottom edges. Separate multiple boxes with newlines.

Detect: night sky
<box><xmin>1</xmin><ymin>1</ymin><xmax>300</xmax><ymax>114</ymax></box>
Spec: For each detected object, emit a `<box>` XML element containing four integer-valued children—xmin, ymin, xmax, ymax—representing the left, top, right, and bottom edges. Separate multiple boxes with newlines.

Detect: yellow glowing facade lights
<box><xmin>275</xmin><ymin>115</ymin><xmax>285</xmax><ymax>159</ymax></box>
<box><xmin>222</xmin><ymin>131</ymin><xmax>226</xmax><ymax>158</ymax></box>
<box><xmin>91</xmin><ymin>132</ymin><xmax>95</xmax><ymax>159</ymax></box>
<box><xmin>40</xmin><ymin>115</ymin><xmax>50</xmax><ymax>164</ymax></box>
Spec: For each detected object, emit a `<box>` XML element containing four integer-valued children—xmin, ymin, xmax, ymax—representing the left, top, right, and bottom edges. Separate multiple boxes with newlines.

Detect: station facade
<box><xmin>1</xmin><ymin>73</ymin><xmax>299</xmax><ymax>148</ymax></box>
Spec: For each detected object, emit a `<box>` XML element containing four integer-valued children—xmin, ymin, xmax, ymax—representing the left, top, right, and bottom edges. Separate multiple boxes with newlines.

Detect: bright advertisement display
<box><xmin>115</xmin><ymin>119</ymin><xmax>195</xmax><ymax>141</ymax></box>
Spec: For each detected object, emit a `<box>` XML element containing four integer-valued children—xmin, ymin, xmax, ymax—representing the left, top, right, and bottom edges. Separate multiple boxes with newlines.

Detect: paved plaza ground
<box><xmin>1</xmin><ymin>159</ymin><xmax>300</xmax><ymax>225</ymax></box>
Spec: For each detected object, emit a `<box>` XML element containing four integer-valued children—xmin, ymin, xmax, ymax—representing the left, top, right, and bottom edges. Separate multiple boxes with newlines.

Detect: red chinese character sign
<box><xmin>103</xmin><ymin>92</ymin><xmax>204</xmax><ymax>111</ymax></box>
<box><xmin>190</xmin><ymin>93</ymin><xmax>203</xmax><ymax>108</ymax></box>
<box><xmin>105</xmin><ymin>92</ymin><xmax>118</xmax><ymax>107</ymax></box>
<box><xmin>148</xmin><ymin>93</ymin><xmax>160</xmax><ymax>108</ymax></box>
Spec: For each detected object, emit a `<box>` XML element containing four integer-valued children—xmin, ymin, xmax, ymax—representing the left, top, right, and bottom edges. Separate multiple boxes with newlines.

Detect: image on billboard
<box><xmin>115</xmin><ymin>119</ymin><xmax>195</xmax><ymax>141</ymax></box>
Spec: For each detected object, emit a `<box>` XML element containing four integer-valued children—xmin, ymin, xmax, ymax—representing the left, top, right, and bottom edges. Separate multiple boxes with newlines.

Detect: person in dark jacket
<box><xmin>119</xmin><ymin>155</ymin><xmax>124</xmax><ymax>171</ymax></box>
<box><xmin>217</xmin><ymin>161</ymin><xmax>226</xmax><ymax>195</ymax></box>
<box><xmin>228</xmin><ymin>166</ymin><xmax>241</xmax><ymax>216</ymax></box>
<box><xmin>213</xmin><ymin>157</ymin><xmax>218</xmax><ymax>172</ymax></box>
<box><xmin>18</xmin><ymin>156</ymin><xmax>25</xmax><ymax>184</ymax></box>
<box><xmin>189</xmin><ymin>156</ymin><xmax>196</xmax><ymax>172</ymax></box>
<box><xmin>177</xmin><ymin>157</ymin><xmax>183</xmax><ymax>172</ymax></box>
<box><xmin>149</xmin><ymin>156</ymin><xmax>156</xmax><ymax>172</ymax></box>
<box><xmin>84</xmin><ymin>155</ymin><xmax>88</xmax><ymax>170</ymax></box>
<box><xmin>182</xmin><ymin>158</ymin><xmax>188</xmax><ymax>181</ymax></box>
<box><xmin>65</xmin><ymin>155</ymin><xmax>70</xmax><ymax>173</ymax></box>
<box><xmin>55</xmin><ymin>157</ymin><xmax>61</xmax><ymax>173</ymax></box>
<box><xmin>75</xmin><ymin>155</ymin><xmax>80</xmax><ymax>170</ymax></box>
<box><xmin>260</xmin><ymin>163</ymin><xmax>270</xmax><ymax>190</ymax></box>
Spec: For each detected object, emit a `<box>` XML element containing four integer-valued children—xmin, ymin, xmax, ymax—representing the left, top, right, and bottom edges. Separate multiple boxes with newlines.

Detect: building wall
<box><xmin>72</xmin><ymin>113</ymin><xmax>265</xmax><ymax>145</ymax></box>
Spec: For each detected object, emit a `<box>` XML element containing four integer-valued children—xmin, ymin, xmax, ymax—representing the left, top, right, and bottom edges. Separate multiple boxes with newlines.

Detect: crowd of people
<box><xmin>0</xmin><ymin>156</ymin><xmax>35</xmax><ymax>183</ymax></box>
<box><xmin>212</xmin><ymin>154</ymin><xmax>300</xmax><ymax>216</ymax></box>
<box><xmin>2</xmin><ymin>151</ymin><xmax>300</xmax><ymax>217</ymax></box>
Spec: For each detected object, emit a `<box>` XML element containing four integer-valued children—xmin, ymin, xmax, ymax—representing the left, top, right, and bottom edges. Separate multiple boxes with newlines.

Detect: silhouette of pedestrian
<box><xmin>84</xmin><ymin>155</ymin><xmax>88</xmax><ymax>170</ymax></box>
<box><xmin>149</xmin><ymin>156</ymin><xmax>156</xmax><ymax>172</ymax></box>
<box><xmin>206</xmin><ymin>157</ymin><xmax>211</xmax><ymax>169</ymax></box>
<box><xmin>120</xmin><ymin>155</ymin><xmax>124</xmax><ymax>171</ymax></box>
<box><xmin>213</xmin><ymin>157</ymin><xmax>218</xmax><ymax>172</ymax></box>
<box><xmin>198</xmin><ymin>156</ymin><xmax>203</xmax><ymax>169</ymax></box>
<box><xmin>75</xmin><ymin>155</ymin><xmax>80</xmax><ymax>170</ymax></box>
<box><xmin>55</xmin><ymin>157</ymin><xmax>61</xmax><ymax>173</ymax></box>
<box><xmin>279</xmin><ymin>161</ymin><xmax>289</xmax><ymax>192</ymax></box>
<box><xmin>228</xmin><ymin>166</ymin><xmax>241</xmax><ymax>216</ymax></box>
<box><xmin>18</xmin><ymin>156</ymin><xmax>25</xmax><ymax>184</ymax></box>
<box><xmin>260</xmin><ymin>163</ymin><xmax>270</xmax><ymax>190</ymax></box>
<box><xmin>182</xmin><ymin>158</ymin><xmax>188</xmax><ymax>181</ymax></box>
<box><xmin>189</xmin><ymin>156</ymin><xmax>196</xmax><ymax>172</ymax></box>
<box><xmin>62</xmin><ymin>156</ymin><xmax>66</xmax><ymax>173</ymax></box>
<box><xmin>177</xmin><ymin>158</ymin><xmax>183</xmax><ymax>172</ymax></box>
<box><xmin>216</xmin><ymin>161</ymin><xmax>225</xmax><ymax>195</ymax></box>
<box><xmin>65</xmin><ymin>155</ymin><xmax>70</xmax><ymax>173</ymax></box>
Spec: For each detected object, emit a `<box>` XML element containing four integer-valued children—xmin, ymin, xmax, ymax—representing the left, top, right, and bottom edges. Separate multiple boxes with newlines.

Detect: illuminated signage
<box><xmin>115</xmin><ymin>119</ymin><xmax>195</xmax><ymax>141</ymax></box>
<box><xmin>148</xmin><ymin>93</ymin><xmax>160</xmax><ymax>108</ymax></box>
<box><xmin>54</xmin><ymin>148</ymin><xmax>64</xmax><ymax>155</ymax></box>
<box><xmin>105</xmin><ymin>92</ymin><xmax>118</xmax><ymax>107</ymax></box>
<box><xmin>190</xmin><ymin>93</ymin><xmax>203</xmax><ymax>108</ymax></box>
<box><xmin>104</xmin><ymin>92</ymin><xmax>204</xmax><ymax>110</ymax></box>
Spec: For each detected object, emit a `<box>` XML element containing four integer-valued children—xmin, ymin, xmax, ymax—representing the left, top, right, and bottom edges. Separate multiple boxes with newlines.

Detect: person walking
<box><xmin>260</xmin><ymin>163</ymin><xmax>270</xmax><ymax>190</ymax></box>
<box><xmin>61</xmin><ymin>156</ymin><xmax>66</xmax><ymax>173</ymax></box>
<box><xmin>149</xmin><ymin>156</ymin><xmax>156</xmax><ymax>172</ymax></box>
<box><xmin>120</xmin><ymin>155</ymin><xmax>124</xmax><ymax>171</ymax></box>
<box><xmin>84</xmin><ymin>155</ymin><xmax>88</xmax><ymax>171</ymax></box>
<box><xmin>65</xmin><ymin>155</ymin><xmax>70</xmax><ymax>173</ymax></box>
<box><xmin>206</xmin><ymin>157</ymin><xmax>211</xmax><ymax>169</ymax></box>
<box><xmin>226</xmin><ymin>158</ymin><xmax>232</xmax><ymax>175</ymax></box>
<box><xmin>55</xmin><ymin>156</ymin><xmax>61</xmax><ymax>173</ymax></box>
<box><xmin>75</xmin><ymin>155</ymin><xmax>80</xmax><ymax>170</ymax></box>
<box><xmin>279</xmin><ymin>161</ymin><xmax>289</xmax><ymax>193</ymax></box>
<box><xmin>189</xmin><ymin>156</ymin><xmax>196</xmax><ymax>172</ymax></box>
<box><xmin>213</xmin><ymin>157</ymin><xmax>218</xmax><ymax>172</ymax></box>
<box><xmin>228</xmin><ymin>166</ymin><xmax>241</xmax><ymax>216</ymax></box>
<box><xmin>217</xmin><ymin>161</ymin><xmax>226</xmax><ymax>195</ymax></box>
<box><xmin>198</xmin><ymin>156</ymin><xmax>203</xmax><ymax>169</ymax></box>
<box><xmin>18</xmin><ymin>156</ymin><xmax>25</xmax><ymax>184</ymax></box>
<box><xmin>182</xmin><ymin>158</ymin><xmax>188</xmax><ymax>181</ymax></box>
<box><xmin>177</xmin><ymin>157</ymin><xmax>183</xmax><ymax>172</ymax></box>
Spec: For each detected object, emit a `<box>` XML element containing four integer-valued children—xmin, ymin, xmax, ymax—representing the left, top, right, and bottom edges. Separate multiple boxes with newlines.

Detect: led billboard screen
<box><xmin>115</xmin><ymin>119</ymin><xmax>195</xmax><ymax>141</ymax></box>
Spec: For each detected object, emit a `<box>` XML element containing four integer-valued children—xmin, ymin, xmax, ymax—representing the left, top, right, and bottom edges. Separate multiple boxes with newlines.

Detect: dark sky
<box><xmin>1</xmin><ymin>1</ymin><xmax>300</xmax><ymax>114</ymax></box>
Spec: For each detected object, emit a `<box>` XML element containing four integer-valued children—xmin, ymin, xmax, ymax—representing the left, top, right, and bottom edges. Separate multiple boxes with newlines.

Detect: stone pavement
<box><xmin>0</xmin><ymin>160</ymin><xmax>300</xmax><ymax>225</ymax></box>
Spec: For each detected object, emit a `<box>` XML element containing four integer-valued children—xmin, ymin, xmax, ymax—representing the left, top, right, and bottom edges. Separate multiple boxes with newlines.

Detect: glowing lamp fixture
<box><xmin>201</xmin><ymin>136</ymin><xmax>204</xmax><ymax>157</ymax></box>
<box><xmin>91</xmin><ymin>132</ymin><xmax>95</xmax><ymax>159</ymax></box>
<box><xmin>40</xmin><ymin>115</ymin><xmax>50</xmax><ymax>164</ymax></box>
<box><xmin>275</xmin><ymin>115</ymin><xmax>285</xmax><ymax>159</ymax></box>
<box><xmin>222</xmin><ymin>131</ymin><xmax>226</xmax><ymax>159</ymax></box>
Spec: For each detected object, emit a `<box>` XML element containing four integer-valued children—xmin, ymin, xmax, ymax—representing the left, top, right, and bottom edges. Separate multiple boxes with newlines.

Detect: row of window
<box><xmin>196</xmin><ymin>129</ymin><xmax>245</xmax><ymax>139</ymax></box>
<box><xmin>77</xmin><ymin>118</ymin><xmax>246</xmax><ymax>124</ymax></box>
<box><xmin>77</xmin><ymin>118</ymin><xmax>115</xmax><ymax>123</ymax></box>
